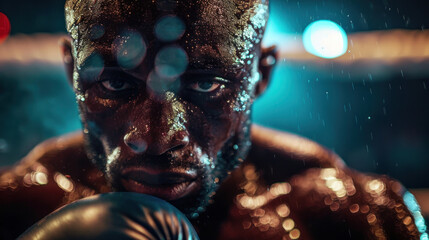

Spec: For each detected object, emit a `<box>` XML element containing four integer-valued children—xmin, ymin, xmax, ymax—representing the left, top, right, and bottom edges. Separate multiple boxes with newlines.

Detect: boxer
<box><xmin>1</xmin><ymin>0</ymin><xmax>426</xmax><ymax>239</ymax></box>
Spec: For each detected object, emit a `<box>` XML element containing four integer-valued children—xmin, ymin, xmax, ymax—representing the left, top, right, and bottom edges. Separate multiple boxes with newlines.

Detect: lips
<box><xmin>120</xmin><ymin>167</ymin><xmax>200</xmax><ymax>201</ymax></box>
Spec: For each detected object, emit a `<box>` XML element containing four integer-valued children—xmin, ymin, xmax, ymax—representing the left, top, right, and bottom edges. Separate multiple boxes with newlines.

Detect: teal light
<box><xmin>303</xmin><ymin>20</ymin><xmax>348</xmax><ymax>59</ymax></box>
<box><xmin>403</xmin><ymin>191</ymin><xmax>428</xmax><ymax>239</ymax></box>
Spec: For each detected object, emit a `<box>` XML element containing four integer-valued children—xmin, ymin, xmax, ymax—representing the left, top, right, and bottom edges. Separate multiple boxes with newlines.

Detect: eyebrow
<box><xmin>182</xmin><ymin>70</ymin><xmax>230</xmax><ymax>81</ymax></box>
<box><xmin>187</xmin><ymin>59</ymin><xmax>241</xmax><ymax>75</ymax></box>
<box><xmin>185</xmin><ymin>67</ymin><xmax>238</xmax><ymax>81</ymax></box>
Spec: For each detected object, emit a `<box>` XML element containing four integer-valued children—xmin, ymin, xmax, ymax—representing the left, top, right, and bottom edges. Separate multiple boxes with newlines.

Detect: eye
<box><xmin>189</xmin><ymin>81</ymin><xmax>221</xmax><ymax>93</ymax></box>
<box><xmin>101</xmin><ymin>79</ymin><xmax>132</xmax><ymax>91</ymax></box>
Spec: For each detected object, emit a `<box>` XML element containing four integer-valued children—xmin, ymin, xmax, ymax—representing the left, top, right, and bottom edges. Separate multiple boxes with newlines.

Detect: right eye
<box><xmin>101</xmin><ymin>79</ymin><xmax>132</xmax><ymax>91</ymax></box>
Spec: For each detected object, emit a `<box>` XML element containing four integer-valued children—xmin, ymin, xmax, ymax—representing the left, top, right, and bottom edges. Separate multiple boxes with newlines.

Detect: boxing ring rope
<box><xmin>2</xmin><ymin>30</ymin><xmax>429</xmax><ymax>66</ymax></box>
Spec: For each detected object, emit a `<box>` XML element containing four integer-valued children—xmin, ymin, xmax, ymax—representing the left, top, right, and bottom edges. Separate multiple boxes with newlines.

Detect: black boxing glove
<box><xmin>18</xmin><ymin>192</ymin><xmax>199</xmax><ymax>240</ymax></box>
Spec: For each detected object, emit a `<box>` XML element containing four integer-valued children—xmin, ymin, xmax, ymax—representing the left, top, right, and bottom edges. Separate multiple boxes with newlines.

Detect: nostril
<box><xmin>170</xmin><ymin>134</ymin><xmax>189</xmax><ymax>151</ymax></box>
<box><xmin>126</xmin><ymin>140</ymin><xmax>147</xmax><ymax>153</ymax></box>
<box><xmin>145</xmin><ymin>133</ymin><xmax>189</xmax><ymax>156</ymax></box>
<box><xmin>127</xmin><ymin>142</ymin><xmax>137</xmax><ymax>151</ymax></box>
<box><xmin>167</xmin><ymin>135</ymin><xmax>189</xmax><ymax>152</ymax></box>
<box><xmin>168</xmin><ymin>143</ymin><xmax>186</xmax><ymax>153</ymax></box>
<box><xmin>124</xmin><ymin>133</ymin><xmax>148</xmax><ymax>153</ymax></box>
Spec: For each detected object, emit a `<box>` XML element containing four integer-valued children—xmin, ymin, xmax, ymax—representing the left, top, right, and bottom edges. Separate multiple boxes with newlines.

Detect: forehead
<box><xmin>66</xmin><ymin>0</ymin><xmax>268</xmax><ymax>72</ymax></box>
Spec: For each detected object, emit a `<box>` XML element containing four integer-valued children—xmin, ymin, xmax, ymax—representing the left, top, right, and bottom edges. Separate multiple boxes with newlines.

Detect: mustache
<box><xmin>109</xmin><ymin>151</ymin><xmax>209</xmax><ymax>173</ymax></box>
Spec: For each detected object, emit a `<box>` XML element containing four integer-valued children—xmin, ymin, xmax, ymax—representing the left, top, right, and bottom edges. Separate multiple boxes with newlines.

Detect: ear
<box><xmin>59</xmin><ymin>37</ymin><xmax>75</xmax><ymax>86</ymax></box>
<box><xmin>255</xmin><ymin>45</ymin><xmax>278</xmax><ymax>97</ymax></box>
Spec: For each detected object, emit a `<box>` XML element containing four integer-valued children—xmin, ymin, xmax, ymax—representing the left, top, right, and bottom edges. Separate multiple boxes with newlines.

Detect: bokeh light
<box><xmin>302</xmin><ymin>20</ymin><xmax>348</xmax><ymax>59</ymax></box>
<box><xmin>147</xmin><ymin>70</ymin><xmax>180</xmax><ymax>94</ymax></box>
<box><xmin>0</xmin><ymin>12</ymin><xmax>11</xmax><ymax>44</ymax></box>
<box><xmin>114</xmin><ymin>30</ymin><xmax>147</xmax><ymax>70</ymax></box>
<box><xmin>155</xmin><ymin>46</ymin><xmax>188</xmax><ymax>79</ymax></box>
<box><xmin>403</xmin><ymin>191</ymin><xmax>428</xmax><ymax>237</ymax></box>
<box><xmin>80</xmin><ymin>52</ymin><xmax>104</xmax><ymax>82</ymax></box>
<box><xmin>155</xmin><ymin>15</ymin><xmax>185</xmax><ymax>42</ymax></box>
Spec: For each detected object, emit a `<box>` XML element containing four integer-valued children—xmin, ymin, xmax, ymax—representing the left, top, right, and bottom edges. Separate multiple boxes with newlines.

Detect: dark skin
<box><xmin>0</xmin><ymin>0</ymin><xmax>425</xmax><ymax>239</ymax></box>
<box><xmin>65</xmin><ymin>0</ymin><xmax>270</xmax><ymax>215</ymax></box>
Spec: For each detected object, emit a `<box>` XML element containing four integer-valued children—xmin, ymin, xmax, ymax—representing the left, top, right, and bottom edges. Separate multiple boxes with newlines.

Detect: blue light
<box><xmin>303</xmin><ymin>20</ymin><xmax>348</xmax><ymax>59</ymax></box>
<box><xmin>155</xmin><ymin>16</ymin><xmax>185</xmax><ymax>42</ymax></box>
<box><xmin>403</xmin><ymin>191</ymin><xmax>428</xmax><ymax>238</ymax></box>
<box><xmin>155</xmin><ymin>46</ymin><xmax>188</xmax><ymax>79</ymax></box>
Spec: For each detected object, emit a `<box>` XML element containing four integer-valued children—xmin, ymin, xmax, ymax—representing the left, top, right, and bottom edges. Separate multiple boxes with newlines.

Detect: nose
<box><xmin>124</xmin><ymin>130</ymin><xmax>189</xmax><ymax>155</ymax></box>
<box><xmin>123</xmin><ymin>91</ymin><xmax>190</xmax><ymax>155</ymax></box>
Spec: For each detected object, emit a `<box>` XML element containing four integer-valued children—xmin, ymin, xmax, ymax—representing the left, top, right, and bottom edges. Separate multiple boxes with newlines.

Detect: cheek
<box><xmin>208</xmin><ymin>88</ymin><xmax>254</xmax><ymax>149</ymax></box>
<box><xmin>82</xmin><ymin>88</ymin><xmax>124</xmax><ymax>114</ymax></box>
<box><xmin>185</xmin><ymin>97</ymin><xmax>242</xmax><ymax>154</ymax></box>
<box><xmin>78</xmin><ymin>92</ymin><xmax>131</xmax><ymax>146</ymax></box>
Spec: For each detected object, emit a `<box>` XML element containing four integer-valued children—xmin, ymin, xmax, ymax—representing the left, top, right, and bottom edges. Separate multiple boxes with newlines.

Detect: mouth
<box><xmin>120</xmin><ymin>167</ymin><xmax>200</xmax><ymax>201</ymax></box>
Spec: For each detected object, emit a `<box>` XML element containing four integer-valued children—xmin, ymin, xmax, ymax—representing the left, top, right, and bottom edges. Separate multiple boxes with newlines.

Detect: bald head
<box><xmin>65</xmin><ymin>0</ymin><xmax>269</xmax><ymax>69</ymax></box>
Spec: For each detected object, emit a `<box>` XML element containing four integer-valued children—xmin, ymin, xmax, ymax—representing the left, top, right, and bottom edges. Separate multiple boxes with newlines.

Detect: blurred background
<box><xmin>0</xmin><ymin>0</ymin><xmax>428</xmax><ymax>200</ymax></box>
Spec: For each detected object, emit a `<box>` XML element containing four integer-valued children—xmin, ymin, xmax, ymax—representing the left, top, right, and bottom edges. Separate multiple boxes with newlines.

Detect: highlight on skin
<box><xmin>64</xmin><ymin>0</ymin><xmax>270</xmax><ymax>217</ymax></box>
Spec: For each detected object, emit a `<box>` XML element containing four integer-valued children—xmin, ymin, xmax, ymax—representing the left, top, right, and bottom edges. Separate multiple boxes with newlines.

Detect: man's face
<box><xmin>66</xmin><ymin>0</ymin><xmax>268</xmax><ymax>216</ymax></box>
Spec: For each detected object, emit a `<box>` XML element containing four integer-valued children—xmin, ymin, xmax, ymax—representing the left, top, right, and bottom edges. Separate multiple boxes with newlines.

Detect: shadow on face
<box><xmin>62</xmin><ymin>0</ymin><xmax>274</xmax><ymax>217</ymax></box>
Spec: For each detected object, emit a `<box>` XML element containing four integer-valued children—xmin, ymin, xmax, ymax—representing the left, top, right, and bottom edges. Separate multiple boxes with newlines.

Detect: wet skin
<box><xmin>0</xmin><ymin>0</ymin><xmax>426</xmax><ymax>239</ymax></box>
<box><xmin>63</xmin><ymin>0</ymin><xmax>270</xmax><ymax>215</ymax></box>
<box><xmin>0</xmin><ymin>129</ymin><xmax>424</xmax><ymax>239</ymax></box>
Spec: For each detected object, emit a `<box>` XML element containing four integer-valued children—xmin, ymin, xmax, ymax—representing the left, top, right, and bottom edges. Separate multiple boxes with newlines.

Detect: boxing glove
<box><xmin>18</xmin><ymin>192</ymin><xmax>199</xmax><ymax>240</ymax></box>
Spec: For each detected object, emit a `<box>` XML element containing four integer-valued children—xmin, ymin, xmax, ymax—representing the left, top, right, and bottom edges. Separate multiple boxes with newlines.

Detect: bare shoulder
<box><xmin>289</xmin><ymin>167</ymin><xmax>423</xmax><ymax>238</ymax></box>
<box><xmin>0</xmin><ymin>132</ymin><xmax>104</xmax><ymax>239</ymax></box>
<box><xmin>0</xmin><ymin>131</ymin><xmax>100</xmax><ymax>190</ymax></box>
<box><xmin>248</xmin><ymin>124</ymin><xmax>345</xmax><ymax>181</ymax></box>
<box><xmin>225</xmin><ymin>125</ymin><xmax>425</xmax><ymax>239</ymax></box>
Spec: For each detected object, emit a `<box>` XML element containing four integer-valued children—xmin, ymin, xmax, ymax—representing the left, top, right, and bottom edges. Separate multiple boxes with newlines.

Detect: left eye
<box><xmin>189</xmin><ymin>81</ymin><xmax>221</xmax><ymax>93</ymax></box>
<box><xmin>101</xmin><ymin>79</ymin><xmax>132</xmax><ymax>91</ymax></box>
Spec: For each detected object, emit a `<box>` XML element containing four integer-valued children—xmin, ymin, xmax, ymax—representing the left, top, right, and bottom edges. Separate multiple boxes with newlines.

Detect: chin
<box><xmin>82</xmin><ymin>121</ymin><xmax>252</xmax><ymax>218</ymax></box>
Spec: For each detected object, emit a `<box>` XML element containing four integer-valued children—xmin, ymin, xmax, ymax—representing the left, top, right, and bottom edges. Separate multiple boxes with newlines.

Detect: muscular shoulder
<box><xmin>0</xmin><ymin>132</ymin><xmax>104</xmax><ymax>239</ymax></box>
<box><xmin>248</xmin><ymin>125</ymin><xmax>345</xmax><ymax>182</ymax></box>
<box><xmin>288</xmin><ymin>167</ymin><xmax>423</xmax><ymax>239</ymax></box>
<box><xmin>223</xmin><ymin>166</ymin><xmax>423</xmax><ymax>239</ymax></box>
<box><xmin>220</xmin><ymin>126</ymin><xmax>424</xmax><ymax>239</ymax></box>
<box><xmin>0</xmin><ymin>132</ymin><xmax>101</xmax><ymax>191</ymax></box>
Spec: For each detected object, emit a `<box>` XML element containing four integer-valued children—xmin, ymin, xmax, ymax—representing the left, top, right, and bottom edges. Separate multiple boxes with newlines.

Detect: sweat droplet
<box><xmin>155</xmin><ymin>46</ymin><xmax>188</xmax><ymax>78</ymax></box>
<box><xmin>155</xmin><ymin>15</ymin><xmax>185</xmax><ymax>42</ymax></box>
<box><xmin>113</xmin><ymin>30</ymin><xmax>147</xmax><ymax>70</ymax></box>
